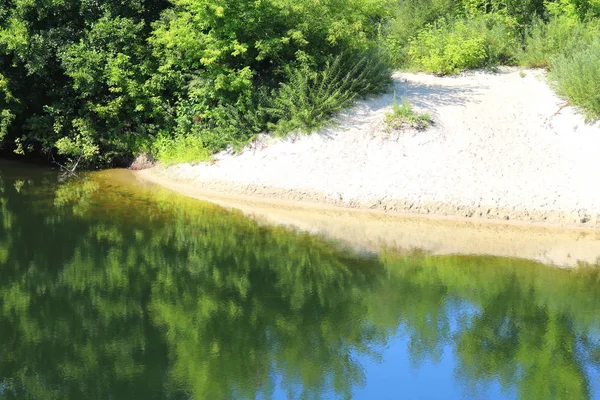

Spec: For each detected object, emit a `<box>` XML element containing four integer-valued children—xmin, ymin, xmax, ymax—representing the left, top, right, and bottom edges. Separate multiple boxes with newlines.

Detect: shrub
<box><xmin>151</xmin><ymin>133</ymin><xmax>211</xmax><ymax>166</ymax></box>
<box><xmin>456</xmin><ymin>0</ymin><xmax>547</xmax><ymax>24</ymax></box>
<box><xmin>549</xmin><ymin>37</ymin><xmax>600</xmax><ymax>120</ymax></box>
<box><xmin>268</xmin><ymin>51</ymin><xmax>392</xmax><ymax>135</ymax></box>
<box><xmin>518</xmin><ymin>15</ymin><xmax>598</xmax><ymax>68</ymax></box>
<box><xmin>545</xmin><ymin>0</ymin><xmax>600</xmax><ymax>21</ymax></box>
<box><xmin>171</xmin><ymin>91</ymin><xmax>267</xmax><ymax>154</ymax></box>
<box><xmin>408</xmin><ymin>18</ymin><xmax>486</xmax><ymax>74</ymax></box>
<box><xmin>382</xmin><ymin>0</ymin><xmax>535</xmax><ymax>69</ymax></box>
<box><xmin>407</xmin><ymin>14</ymin><xmax>518</xmax><ymax>74</ymax></box>
<box><xmin>481</xmin><ymin>13</ymin><xmax>521</xmax><ymax>64</ymax></box>
<box><xmin>382</xmin><ymin>0</ymin><xmax>455</xmax><ymax>66</ymax></box>
<box><xmin>384</xmin><ymin>97</ymin><xmax>432</xmax><ymax>131</ymax></box>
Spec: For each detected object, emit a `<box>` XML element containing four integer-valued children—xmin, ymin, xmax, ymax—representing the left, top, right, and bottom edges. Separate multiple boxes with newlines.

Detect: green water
<box><xmin>0</xmin><ymin>159</ymin><xmax>599</xmax><ymax>400</ymax></box>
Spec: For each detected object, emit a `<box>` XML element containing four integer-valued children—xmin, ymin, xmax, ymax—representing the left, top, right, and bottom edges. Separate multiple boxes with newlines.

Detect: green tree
<box><xmin>0</xmin><ymin>0</ymin><xmax>392</xmax><ymax>166</ymax></box>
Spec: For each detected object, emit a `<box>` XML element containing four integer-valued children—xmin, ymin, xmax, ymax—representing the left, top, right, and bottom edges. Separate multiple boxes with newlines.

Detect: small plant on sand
<box><xmin>384</xmin><ymin>96</ymin><xmax>432</xmax><ymax>132</ymax></box>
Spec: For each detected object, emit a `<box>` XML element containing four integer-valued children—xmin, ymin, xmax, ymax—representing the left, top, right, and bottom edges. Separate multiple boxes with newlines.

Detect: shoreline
<box><xmin>133</xmin><ymin>167</ymin><xmax>600</xmax><ymax>268</ymax></box>
<box><xmin>135</xmin><ymin>67</ymin><xmax>600</xmax><ymax>234</ymax></box>
<box><xmin>135</xmin><ymin>68</ymin><xmax>600</xmax><ymax>229</ymax></box>
<box><xmin>135</xmin><ymin>166</ymin><xmax>599</xmax><ymax>230</ymax></box>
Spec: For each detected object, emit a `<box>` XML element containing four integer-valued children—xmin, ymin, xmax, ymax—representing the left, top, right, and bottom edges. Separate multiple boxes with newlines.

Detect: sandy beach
<box><xmin>136</xmin><ymin>67</ymin><xmax>600</xmax><ymax>228</ymax></box>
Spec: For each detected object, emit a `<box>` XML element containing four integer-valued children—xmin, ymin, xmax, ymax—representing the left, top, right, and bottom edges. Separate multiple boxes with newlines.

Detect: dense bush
<box><xmin>0</xmin><ymin>0</ymin><xmax>393</xmax><ymax>167</ymax></box>
<box><xmin>0</xmin><ymin>0</ymin><xmax>170</xmax><ymax>167</ymax></box>
<box><xmin>148</xmin><ymin>0</ymin><xmax>394</xmax><ymax>153</ymax></box>
<box><xmin>268</xmin><ymin>51</ymin><xmax>391</xmax><ymax>135</ymax></box>
<box><xmin>408</xmin><ymin>18</ymin><xmax>487</xmax><ymax>75</ymax></box>
<box><xmin>518</xmin><ymin>15</ymin><xmax>599</xmax><ymax>67</ymax></box>
<box><xmin>549</xmin><ymin>37</ymin><xmax>600</xmax><ymax>120</ymax></box>
<box><xmin>407</xmin><ymin>14</ymin><xmax>518</xmax><ymax>74</ymax></box>
<box><xmin>381</xmin><ymin>0</ymin><xmax>455</xmax><ymax>66</ymax></box>
<box><xmin>382</xmin><ymin>0</ymin><xmax>545</xmax><ymax>68</ymax></box>
<box><xmin>151</xmin><ymin>133</ymin><xmax>211</xmax><ymax>166</ymax></box>
<box><xmin>516</xmin><ymin>2</ymin><xmax>600</xmax><ymax>119</ymax></box>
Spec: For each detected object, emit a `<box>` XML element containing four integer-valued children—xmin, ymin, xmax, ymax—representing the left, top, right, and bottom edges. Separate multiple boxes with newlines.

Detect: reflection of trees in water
<box><xmin>0</xmin><ymin>168</ymin><xmax>599</xmax><ymax>399</ymax></box>
<box><xmin>385</xmin><ymin>255</ymin><xmax>600</xmax><ymax>400</ymax></box>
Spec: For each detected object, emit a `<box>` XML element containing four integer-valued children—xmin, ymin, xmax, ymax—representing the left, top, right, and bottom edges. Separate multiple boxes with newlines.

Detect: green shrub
<box><xmin>384</xmin><ymin>97</ymin><xmax>432</xmax><ymax>131</ymax></box>
<box><xmin>382</xmin><ymin>0</ymin><xmax>455</xmax><ymax>66</ymax></box>
<box><xmin>407</xmin><ymin>14</ymin><xmax>520</xmax><ymax>74</ymax></box>
<box><xmin>545</xmin><ymin>0</ymin><xmax>600</xmax><ymax>21</ymax></box>
<box><xmin>171</xmin><ymin>91</ymin><xmax>267</xmax><ymax>155</ymax></box>
<box><xmin>151</xmin><ymin>133</ymin><xmax>211</xmax><ymax>166</ymax></box>
<box><xmin>517</xmin><ymin>6</ymin><xmax>600</xmax><ymax>119</ymax></box>
<box><xmin>408</xmin><ymin>18</ymin><xmax>458</xmax><ymax>74</ymax></box>
<box><xmin>518</xmin><ymin>15</ymin><xmax>598</xmax><ymax>68</ymax></box>
<box><xmin>382</xmin><ymin>0</ymin><xmax>539</xmax><ymax>68</ymax></box>
<box><xmin>549</xmin><ymin>37</ymin><xmax>600</xmax><ymax>120</ymax></box>
<box><xmin>268</xmin><ymin>51</ymin><xmax>392</xmax><ymax>135</ymax></box>
<box><xmin>481</xmin><ymin>13</ymin><xmax>521</xmax><ymax>64</ymax></box>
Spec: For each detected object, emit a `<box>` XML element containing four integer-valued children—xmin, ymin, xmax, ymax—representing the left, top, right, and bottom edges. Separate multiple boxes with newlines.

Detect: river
<box><xmin>1</xmin><ymin>159</ymin><xmax>599</xmax><ymax>399</ymax></box>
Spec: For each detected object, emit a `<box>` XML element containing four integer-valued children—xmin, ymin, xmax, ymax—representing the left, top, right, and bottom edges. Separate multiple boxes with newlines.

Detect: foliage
<box><xmin>479</xmin><ymin>13</ymin><xmax>522</xmax><ymax>64</ymax></box>
<box><xmin>518</xmin><ymin>15</ymin><xmax>599</xmax><ymax>68</ymax></box>
<box><xmin>457</xmin><ymin>0</ymin><xmax>547</xmax><ymax>22</ymax></box>
<box><xmin>381</xmin><ymin>0</ymin><xmax>456</xmax><ymax>66</ymax></box>
<box><xmin>0</xmin><ymin>73</ymin><xmax>17</xmax><ymax>143</ymax></box>
<box><xmin>549</xmin><ymin>37</ymin><xmax>600</xmax><ymax>120</ymax></box>
<box><xmin>0</xmin><ymin>0</ymin><xmax>392</xmax><ymax>167</ymax></box>
<box><xmin>151</xmin><ymin>132</ymin><xmax>212</xmax><ymax>166</ymax></box>
<box><xmin>55</xmin><ymin>133</ymin><xmax>99</xmax><ymax>163</ymax></box>
<box><xmin>384</xmin><ymin>96</ymin><xmax>432</xmax><ymax>131</ymax></box>
<box><xmin>517</xmin><ymin>8</ymin><xmax>600</xmax><ymax>118</ymax></box>
<box><xmin>408</xmin><ymin>18</ymin><xmax>473</xmax><ymax>74</ymax></box>
<box><xmin>407</xmin><ymin>14</ymin><xmax>518</xmax><ymax>74</ymax></box>
<box><xmin>545</xmin><ymin>0</ymin><xmax>600</xmax><ymax>20</ymax></box>
<box><xmin>1</xmin><ymin>0</ymin><xmax>599</xmax><ymax>165</ymax></box>
<box><xmin>268</xmin><ymin>51</ymin><xmax>392</xmax><ymax>135</ymax></box>
<box><xmin>0</xmin><ymin>0</ymin><xmax>168</xmax><ymax>167</ymax></box>
<box><xmin>146</xmin><ymin>0</ymin><xmax>393</xmax><ymax>155</ymax></box>
<box><xmin>382</xmin><ymin>0</ymin><xmax>544</xmax><ymax>68</ymax></box>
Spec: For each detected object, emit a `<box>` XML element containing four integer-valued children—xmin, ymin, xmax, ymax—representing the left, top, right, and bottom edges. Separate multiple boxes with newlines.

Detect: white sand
<box><xmin>146</xmin><ymin>67</ymin><xmax>600</xmax><ymax>227</ymax></box>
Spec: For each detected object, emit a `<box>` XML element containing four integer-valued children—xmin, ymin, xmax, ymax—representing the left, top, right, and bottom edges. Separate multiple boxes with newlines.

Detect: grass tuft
<box><xmin>384</xmin><ymin>97</ymin><xmax>432</xmax><ymax>132</ymax></box>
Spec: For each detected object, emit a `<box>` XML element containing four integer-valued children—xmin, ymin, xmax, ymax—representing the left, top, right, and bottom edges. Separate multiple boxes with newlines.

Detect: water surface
<box><xmin>0</xmin><ymin>160</ymin><xmax>599</xmax><ymax>399</ymax></box>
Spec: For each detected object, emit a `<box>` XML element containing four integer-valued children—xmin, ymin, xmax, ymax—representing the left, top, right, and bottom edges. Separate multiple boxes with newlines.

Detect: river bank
<box><xmin>131</xmin><ymin>168</ymin><xmax>600</xmax><ymax>267</ymax></box>
<box><xmin>136</xmin><ymin>67</ymin><xmax>600</xmax><ymax>228</ymax></box>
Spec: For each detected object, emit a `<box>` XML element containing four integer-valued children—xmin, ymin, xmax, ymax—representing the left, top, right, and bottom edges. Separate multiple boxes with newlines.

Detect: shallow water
<box><xmin>1</xmin><ymin>160</ymin><xmax>599</xmax><ymax>400</ymax></box>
